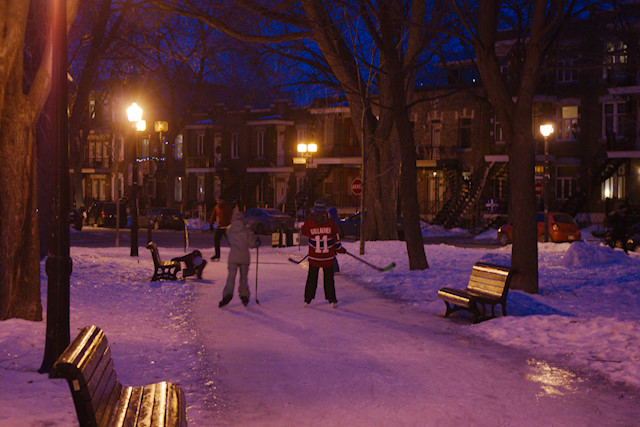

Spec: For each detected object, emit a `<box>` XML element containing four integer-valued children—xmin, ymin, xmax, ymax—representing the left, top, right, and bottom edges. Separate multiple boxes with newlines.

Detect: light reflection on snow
<box><xmin>525</xmin><ymin>359</ymin><xmax>582</xmax><ymax>397</ymax></box>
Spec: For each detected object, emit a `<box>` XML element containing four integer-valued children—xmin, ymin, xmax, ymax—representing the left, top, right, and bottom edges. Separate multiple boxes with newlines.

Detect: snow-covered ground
<box><xmin>1</xmin><ymin>225</ymin><xmax>639</xmax><ymax>425</ymax></box>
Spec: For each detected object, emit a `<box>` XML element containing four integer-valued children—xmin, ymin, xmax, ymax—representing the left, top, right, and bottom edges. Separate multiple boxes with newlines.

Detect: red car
<box><xmin>497</xmin><ymin>212</ymin><xmax>581</xmax><ymax>245</ymax></box>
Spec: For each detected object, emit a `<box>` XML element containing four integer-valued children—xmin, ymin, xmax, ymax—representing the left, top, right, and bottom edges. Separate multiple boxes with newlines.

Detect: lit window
<box><xmin>601</xmin><ymin>165</ymin><xmax>626</xmax><ymax>200</ymax></box>
<box><xmin>174</xmin><ymin>134</ymin><xmax>183</xmax><ymax>160</ymax></box>
<box><xmin>561</xmin><ymin>106</ymin><xmax>578</xmax><ymax>141</ymax></box>
<box><xmin>603</xmin><ymin>41</ymin><xmax>628</xmax><ymax>79</ymax></box>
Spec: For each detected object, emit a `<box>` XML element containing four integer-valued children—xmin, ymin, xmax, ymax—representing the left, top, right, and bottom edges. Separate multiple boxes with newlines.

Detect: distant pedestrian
<box><xmin>219</xmin><ymin>210</ymin><xmax>261</xmax><ymax>307</ymax></box>
<box><xmin>301</xmin><ymin>200</ymin><xmax>346</xmax><ymax>308</ymax></box>
<box><xmin>209</xmin><ymin>196</ymin><xmax>233</xmax><ymax>260</ymax></box>
<box><xmin>328</xmin><ymin>206</ymin><xmax>341</xmax><ymax>273</ymax></box>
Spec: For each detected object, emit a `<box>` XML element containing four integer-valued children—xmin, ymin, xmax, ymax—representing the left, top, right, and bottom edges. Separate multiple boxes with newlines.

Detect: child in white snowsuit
<box><xmin>219</xmin><ymin>210</ymin><xmax>260</xmax><ymax>307</ymax></box>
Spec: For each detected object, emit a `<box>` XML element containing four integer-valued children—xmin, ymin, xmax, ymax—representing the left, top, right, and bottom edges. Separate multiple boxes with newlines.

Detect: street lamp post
<box><xmin>40</xmin><ymin>0</ymin><xmax>71</xmax><ymax>374</ymax></box>
<box><xmin>127</xmin><ymin>103</ymin><xmax>144</xmax><ymax>256</ymax></box>
<box><xmin>540</xmin><ymin>124</ymin><xmax>554</xmax><ymax>243</ymax></box>
<box><xmin>296</xmin><ymin>142</ymin><xmax>317</xmax><ymax>218</ymax></box>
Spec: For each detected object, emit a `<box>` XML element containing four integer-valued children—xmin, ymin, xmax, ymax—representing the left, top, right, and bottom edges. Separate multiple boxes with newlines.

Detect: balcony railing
<box><xmin>88</xmin><ymin>158</ymin><xmax>111</xmax><ymax>169</ymax></box>
<box><xmin>186</xmin><ymin>155</ymin><xmax>212</xmax><ymax>168</ymax></box>
<box><xmin>415</xmin><ymin>145</ymin><xmax>467</xmax><ymax>161</ymax></box>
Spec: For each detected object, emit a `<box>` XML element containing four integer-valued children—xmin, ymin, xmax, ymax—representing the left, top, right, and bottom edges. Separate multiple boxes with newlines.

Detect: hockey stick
<box><xmin>255</xmin><ymin>245</ymin><xmax>260</xmax><ymax>305</ymax></box>
<box><xmin>344</xmin><ymin>251</ymin><xmax>396</xmax><ymax>272</ymax></box>
<box><xmin>288</xmin><ymin>254</ymin><xmax>308</xmax><ymax>264</ymax></box>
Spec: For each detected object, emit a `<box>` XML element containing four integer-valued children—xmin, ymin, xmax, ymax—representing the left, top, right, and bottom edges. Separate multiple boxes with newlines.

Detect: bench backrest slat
<box><xmin>51</xmin><ymin>326</ymin><xmax>123</xmax><ymax>427</ymax></box>
<box><xmin>148</xmin><ymin>243</ymin><xmax>162</xmax><ymax>265</ymax></box>
<box><xmin>467</xmin><ymin>262</ymin><xmax>512</xmax><ymax>298</ymax></box>
<box><xmin>98</xmin><ymin>376</ymin><xmax>124</xmax><ymax>426</ymax></box>
<box><xmin>91</xmin><ymin>357</ymin><xmax>121</xmax><ymax>425</ymax></box>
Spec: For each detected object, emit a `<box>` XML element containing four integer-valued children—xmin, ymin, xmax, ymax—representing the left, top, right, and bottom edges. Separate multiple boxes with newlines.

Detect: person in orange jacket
<box><xmin>209</xmin><ymin>196</ymin><xmax>233</xmax><ymax>260</ymax></box>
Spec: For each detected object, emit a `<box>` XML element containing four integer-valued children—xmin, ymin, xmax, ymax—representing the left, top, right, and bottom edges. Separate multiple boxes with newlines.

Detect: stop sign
<box><xmin>351</xmin><ymin>178</ymin><xmax>362</xmax><ymax>195</ymax></box>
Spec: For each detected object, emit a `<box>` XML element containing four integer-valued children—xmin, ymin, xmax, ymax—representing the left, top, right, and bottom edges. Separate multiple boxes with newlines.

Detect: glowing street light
<box><xmin>127</xmin><ymin>103</ymin><xmax>144</xmax><ymax>256</ymax></box>
<box><xmin>295</xmin><ymin>142</ymin><xmax>318</xmax><ymax>218</ymax></box>
<box><xmin>539</xmin><ymin>123</ymin><xmax>554</xmax><ymax>242</ymax></box>
<box><xmin>127</xmin><ymin>102</ymin><xmax>143</xmax><ymax>123</ymax></box>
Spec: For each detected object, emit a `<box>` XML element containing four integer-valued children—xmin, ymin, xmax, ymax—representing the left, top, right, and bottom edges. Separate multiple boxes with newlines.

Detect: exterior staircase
<box><xmin>432</xmin><ymin>168</ymin><xmax>463</xmax><ymax>227</ymax></box>
<box><xmin>434</xmin><ymin>162</ymin><xmax>495</xmax><ymax>229</ymax></box>
<box><xmin>446</xmin><ymin>162</ymin><xmax>493</xmax><ymax>229</ymax></box>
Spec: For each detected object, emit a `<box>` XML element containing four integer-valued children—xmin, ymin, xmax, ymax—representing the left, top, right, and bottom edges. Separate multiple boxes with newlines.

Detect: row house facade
<box><xmin>75</xmin><ymin>89</ymin><xmax>175</xmax><ymax>217</ymax></box>
<box><xmin>175</xmin><ymin>100</ymin><xmax>365</xmax><ymax>219</ymax></box>
<box><xmin>408</xmin><ymin>4</ymin><xmax>640</xmax><ymax>229</ymax></box>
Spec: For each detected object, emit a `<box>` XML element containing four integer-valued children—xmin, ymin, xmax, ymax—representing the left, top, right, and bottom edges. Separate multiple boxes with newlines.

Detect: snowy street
<box><xmin>1</xmin><ymin>227</ymin><xmax>639</xmax><ymax>426</ymax></box>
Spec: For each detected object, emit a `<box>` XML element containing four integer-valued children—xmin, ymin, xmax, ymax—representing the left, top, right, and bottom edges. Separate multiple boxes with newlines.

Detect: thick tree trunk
<box><xmin>508</xmin><ymin>115</ymin><xmax>539</xmax><ymax>293</ymax></box>
<box><xmin>378</xmin><ymin>3</ymin><xmax>429</xmax><ymax>270</ymax></box>
<box><xmin>360</xmin><ymin>107</ymin><xmax>400</xmax><ymax>241</ymax></box>
<box><xmin>0</xmin><ymin>94</ymin><xmax>43</xmax><ymax>321</ymax></box>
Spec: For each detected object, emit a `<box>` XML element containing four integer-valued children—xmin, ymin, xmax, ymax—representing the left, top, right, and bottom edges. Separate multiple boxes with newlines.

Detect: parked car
<box><xmin>143</xmin><ymin>208</ymin><xmax>185</xmax><ymax>230</ymax></box>
<box><xmin>339</xmin><ymin>212</ymin><xmax>404</xmax><ymax>240</ymax></box>
<box><xmin>497</xmin><ymin>212</ymin><xmax>581</xmax><ymax>245</ymax></box>
<box><xmin>86</xmin><ymin>202</ymin><xmax>127</xmax><ymax>228</ymax></box>
<box><xmin>244</xmin><ymin>208</ymin><xmax>295</xmax><ymax>235</ymax></box>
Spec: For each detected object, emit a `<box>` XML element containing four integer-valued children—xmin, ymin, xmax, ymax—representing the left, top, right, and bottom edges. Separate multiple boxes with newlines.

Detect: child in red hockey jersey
<box><xmin>301</xmin><ymin>200</ymin><xmax>346</xmax><ymax>307</ymax></box>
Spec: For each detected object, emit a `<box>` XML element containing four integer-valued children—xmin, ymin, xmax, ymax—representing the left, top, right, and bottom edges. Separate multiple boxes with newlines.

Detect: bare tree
<box><xmin>450</xmin><ymin>0</ymin><xmax>580</xmax><ymax>292</ymax></box>
<box><xmin>0</xmin><ymin>1</ymin><xmax>79</xmax><ymax>320</ymax></box>
<box><xmin>153</xmin><ymin>0</ymin><xmax>439</xmax><ymax>268</ymax></box>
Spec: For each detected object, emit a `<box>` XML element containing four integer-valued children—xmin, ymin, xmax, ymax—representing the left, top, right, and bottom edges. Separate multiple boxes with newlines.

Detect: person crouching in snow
<box><xmin>219</xmin><ymin>210</ymin><xmax>260</xmax><ymax>308</ymax></box>
<box><xmin>301</xmin><ymin>200</ymin><xmax>346</xmax><ymax>308</ymax></box>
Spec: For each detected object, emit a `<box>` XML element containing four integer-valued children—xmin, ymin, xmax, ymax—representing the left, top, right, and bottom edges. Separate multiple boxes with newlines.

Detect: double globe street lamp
<box><xmin>127</xmin><ymin>103</ymin><xmax>145</xmax><ymax>256</ymax></box>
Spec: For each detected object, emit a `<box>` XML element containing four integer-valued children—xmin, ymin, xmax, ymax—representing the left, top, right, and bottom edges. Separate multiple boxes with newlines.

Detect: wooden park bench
<box><xmin>146</xmin><ymin>242</ymin><xmax>180</xmax><ymax>281</ymax></box>
<box><xmin>437</xmin><ymin>262</ymin><xmax>514</xmax><ymax>323</ymax></box>
<box><xmin>51</xmin><ymin>325</ymin><xmax>187</xmax><ymax>427</ymax></box>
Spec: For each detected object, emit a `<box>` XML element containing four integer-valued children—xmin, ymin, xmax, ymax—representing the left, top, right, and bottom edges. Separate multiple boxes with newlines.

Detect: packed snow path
<box><xmin>193</xmin><ymin>247</ymin><xmax>640</xmax><ymax>426</ymax></box>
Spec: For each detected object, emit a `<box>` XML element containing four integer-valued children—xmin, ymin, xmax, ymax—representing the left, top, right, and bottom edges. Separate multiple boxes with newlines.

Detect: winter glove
<box><xmin>209</xmin><ymin>223</ymin><xmax>214</xmax><ymax>232</ymax></box>
<box><xmin>336</xmin><ymin>247</ymin><xmax>346</xmax><ymax>254</ymax></box>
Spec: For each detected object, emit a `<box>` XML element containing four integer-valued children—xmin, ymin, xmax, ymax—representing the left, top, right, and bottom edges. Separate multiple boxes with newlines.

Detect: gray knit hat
<box><xmin>313</xmin><ymin>200</ymin><xmax>327</xmax><ymax>213</ymax></box>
